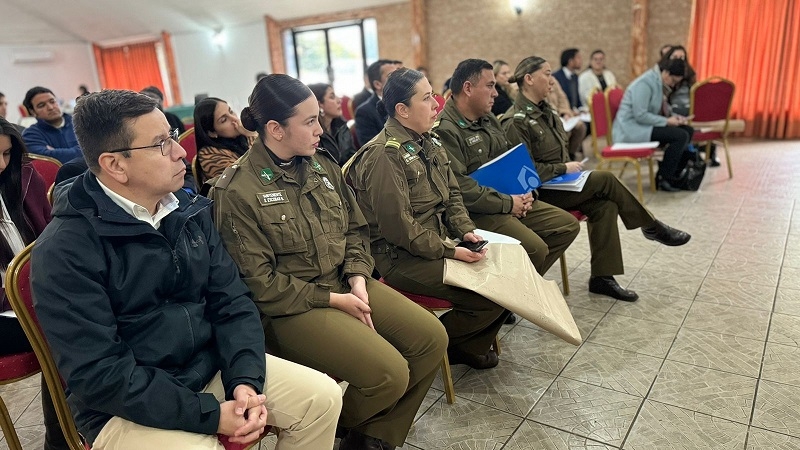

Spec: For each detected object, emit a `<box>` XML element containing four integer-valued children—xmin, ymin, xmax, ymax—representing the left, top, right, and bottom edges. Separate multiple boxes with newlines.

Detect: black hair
<box><xmin>307</xmin><ymin>83</ymin><xmax>332</xmax><ymax>104</ymax></box>
<box><xmin>366</xmin><ymin>59</ymin><xmax>397</xmax><ymax>91</ymax></box>
<box><xmin>660</xmin><ymin>46</ymin><xmax>695</xmax><ymax>85</ymax></box>
<box><xmin>377</xmin><ymin>68</ymin><xmax>425</xmax><ymax>119</ymax></box>
<box><xmin>0</xmin><ymin>118</ymin><xmax>36</xmax><ymax>268</ymax></box>
<box><xmin>590</xmin><ymin>49</ymin><xmax>605</xmax><ymax>59</ymax></box>
<box><xmin>23</xmin><ymin>86</ymin><xmax>55</xmax><ymax>115</ymax></box>
<box><xmin>193</xmin><ymin>97</ymin><xmax>250</xmax><ymax>156</ymax></box>
<box><xmin>658</xmin><ymin>58</ymin><xmax>687</xmax><ymax>76</ymax></box>
<box><xmin>140</xmin><ymin>86</ymin><xmax>164</xmax><ymax>100</ymax></box>
<box><xmin>560</xmin><ymin>48</ymin><xmax>579</xmax><ymax>68</ymax></box>
<box><xmin>73</xmin><ymin>90</ymin><xmax>160</xmax><ymax>172</ymax></box>
<box><xmin>509</xmin><ymin>56</ymin><xmax>548</xmax><ymax>88</ymax></box>
<box><xmin>450</xmin><ymin>59</ymin><xmax>494</xmax><ymax>96</ymax></box>
<box><xmin>0</xmin><ymin>91</ymin><xmax>5</xmax><ymax>99</ymax></box>
<box><xmin>240</xmin><ymin>74</ymin><xmax>313</xmax><ymax>134</ymax></box>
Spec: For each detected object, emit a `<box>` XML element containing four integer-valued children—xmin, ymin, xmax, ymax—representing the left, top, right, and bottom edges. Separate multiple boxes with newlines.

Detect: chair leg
<box><xmin>723</xmin><ymin>138</ymin><xmax>733</xmax><ymax>179</ymax></box>
<box><xmin>634</xmin><ymin>161</ymin><xmax>644</xmax><ymax>203</ymax></box>
<box><xmin>618</xmin><ymin>161</ymin><xmax>629</xmax><ymax>178</ymax></box>
<box><xmin>0</xmin><ymin>396</ymin><xmax>23</xmax><ymax>450</ymax></box>
<box><xmin>648</xmin><ymin>158</ymin><xmax>656</xmax><ymax>192</ymax></box>
<box><xmin>560</xmin><ymin>254</ymin><xmax>570</xmax><ymax>296</ymax></box>
<box><xmin>493</xmin><ymin>335</ymin><xmax>502</xmax><ymax>356</ymax></box>
<box><xmin>440</xmin><ymin>353</ymin><xmax>456</xmax><ymax>404</ymax></box>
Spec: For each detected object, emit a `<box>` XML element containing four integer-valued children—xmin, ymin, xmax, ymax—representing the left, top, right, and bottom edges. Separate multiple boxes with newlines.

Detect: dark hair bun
<box><xmin>240</xmin><ymin>107</ymin><xmax>257</xmax><ymax>132</ymax></box>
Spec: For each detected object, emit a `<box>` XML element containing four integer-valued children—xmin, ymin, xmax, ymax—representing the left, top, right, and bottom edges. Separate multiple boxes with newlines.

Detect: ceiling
<box><xmin>0</xmin><ymin>0</ymin><xmax>406</xmax><ymax>46</ymax></box>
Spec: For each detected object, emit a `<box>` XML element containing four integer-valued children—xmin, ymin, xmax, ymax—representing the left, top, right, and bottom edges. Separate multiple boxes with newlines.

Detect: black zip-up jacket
<box><xmin>31</xmin><ymin>172</ymin><xmax>265</xmax><ymax>444</ymax></box>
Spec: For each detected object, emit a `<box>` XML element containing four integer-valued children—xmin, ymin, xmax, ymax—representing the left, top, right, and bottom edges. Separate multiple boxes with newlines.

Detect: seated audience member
<box><xmin>355</xmin><ymin>59</ymin><xmax>401</xmax><ymax>146</ymax></box>
<box><xmin>491</xmin><ymin>60</ymin><xmax>516</xmax><ymax>116</ymax></box>
<box><xmin>140</xmin><ymin>86</ymin><xmax>186</xmax><ymax>134</ymax></box>
<box><xmin>352</xmin><ymin>67</ymin><xmax>373</xmax><ymax>111</ymax></box>
<box><xmin>659</xmin><ymin>44</ymin><xmax>673</xmax><ymax>60</ymax></box>
<box><xmin>502</xmin><ymin>56</ymin><xmax>691</xmax><ymax>302</ymax></box>
<box><xmin>0</xmin><ymin>118</ymin><xmax>69</xmax><ymax>450</ymax></box>
<box><xmin>21</xmin><ymin>86</ymin><xmax>82</xmax><ymax>163</ymax></box>
<box><xmin>416</xmin><ymin>66</ymin><xmax>429</xmax><ymax>79</ymax></box>
<box><xmin>578</xmin><ymin>50</ymin><xmax>618</xmax><ymax>107</ymax></box>
<box><xmin>434</xmin><ymin>59</ymin><xmax>579</xmax><ymax>275</ymax></box>
<box><xmin>552</xmin><ymin>48</ymin><xmax>583</xmax><ymax>111</ymax></box>
<box><xmin>193</xmin><ymin>97</ymin><xmax>257</xmax><ymax>184</ymax></box>
<box><xmin>308</xmin><ymin>83</ymin><xmax>357</xmax><ymax>165</ymax></box>
<box><xmin>547</xmin><ymin>80</ymin><xmax>588</xmax><ymax>161</ymax></box>
<box><xmin>348</xmin><ymin>68</ymin><xmax>508</xmax><ymax>370</ymax></box>
<box><xmin>32</xmin><ymin>90</ymin><xmax>342</xmax><ymax>450</ymax></box>
<box><xmin>210</xmin><ymin>74</ymin><xmax>447</xmax><ymax>450</ymax></box>
<box><xmin>0</xmin><ymin>92</ymin><xmax>25</xmax><ymax>133</ymax></box>
<box><xmin>612</xmin><ymin>58</ymin><xmax>694</xmax><ymax>191</ymax></box>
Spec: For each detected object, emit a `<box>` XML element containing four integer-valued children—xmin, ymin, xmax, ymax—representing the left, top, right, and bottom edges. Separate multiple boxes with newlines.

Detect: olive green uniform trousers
<box><xmin>262</xmin><ymin>279</ymin><xmax>447</xmax><ymax>447</ymax></box>
<box><xmin>537</xmin><ymin>171</ymin><xmax>655</xmax><ymax>276</ymax></box>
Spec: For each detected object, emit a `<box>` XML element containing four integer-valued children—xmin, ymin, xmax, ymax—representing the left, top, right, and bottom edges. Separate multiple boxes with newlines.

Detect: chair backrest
<box><xmin>5</xmin><ymin>244</ymin><xmax>87</xmax><ymax>450</ymax></box>
<box><xmin>341</xmin><ymin>95</ymin><xmax>355</xmax><ymax>122</ymax></box>
<box><xmin>27</xmin><ymin>154</ymin><xmax>62</xmax><ymax>188</ymax></box>
<box><xmin>605</xmin><ymin>85</ymin><xmax>624</xmax><ymax>124</ymax></box>
<box><xmin>588</xmin><ymin>88</ymin><xmax>611</xmax><ymax>156</ymax></box>
<box><xmin>178</xmin><ymin>128</ymin><xmax>197</xmax><ymax>163</ymax></box>
<box><xmin>433</xmin><ymin>93</ymin><xmax>446</xmax><ymax>115</ymax></box>
<box><xmin>690</xmin><ymin>76</ymin><xmax>735</xmax><ymax>123</ymax></box>
<box><xmin>191</xmin><ymin>155</ymin><xmax>203</xmax><ymax>188</ymax></box>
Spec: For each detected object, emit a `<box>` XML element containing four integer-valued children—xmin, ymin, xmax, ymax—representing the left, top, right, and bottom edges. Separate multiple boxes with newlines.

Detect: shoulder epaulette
<box><xmin>385</xmin><ymin>139</ymin><xmax>401</xmax><ymax>150</ymax></box>
<box><xmin>212</xmin><ymin>164</ymin><xmax>239</xmax><ymax>190</ymax></box>
<box><xmin>315</xmin><ymin>147</ymin><xmax>338</xmax><ymax>164</ymax></box>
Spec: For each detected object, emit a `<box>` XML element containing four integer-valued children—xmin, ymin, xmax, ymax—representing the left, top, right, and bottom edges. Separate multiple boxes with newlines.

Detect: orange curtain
<box><xmin>94</xmin><ymin>41</ymin><xmax>165</xmax><ymax>95</ymax></box>
<box><xmin>689</xmin><ymin>0</ymin><xmax>800</xmax><ymax>139</ymax></box>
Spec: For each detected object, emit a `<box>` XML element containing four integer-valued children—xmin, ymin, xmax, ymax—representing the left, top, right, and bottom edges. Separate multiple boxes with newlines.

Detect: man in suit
<box><xmin>552</xmin><ymin>48</ymin><xmax>583</xmax><ymax>111</ymax></box>
<box><xmin>352</xmin><ymin>66</ymin><xmax>373</xmax><ymax>111</ymax></box>
<box><xmin>354</xmin><ymin>59</ymin><xmax>401</xmax><ymax>146</ymax></box>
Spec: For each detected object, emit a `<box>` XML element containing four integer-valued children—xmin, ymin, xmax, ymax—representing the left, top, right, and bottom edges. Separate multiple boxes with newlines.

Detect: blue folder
<box><xmin>470</xmin><ymin>143</ymin><xmax>540</xmax><ymax>194</ymax></box>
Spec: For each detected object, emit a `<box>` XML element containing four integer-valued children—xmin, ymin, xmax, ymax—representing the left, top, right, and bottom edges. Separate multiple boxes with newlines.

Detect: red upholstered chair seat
<box><xmin>601</xmin><ymin>146</ymin><xmax>656</xmax><ymax>159</ymax></box>
<box><xmin>691</xmin><ymin>131</ymin><xmax>722</xmax><ymax>142</ymax></box>
<box><xmin>0</xmin><ymin>353</ymin><xmax>40</xmax><ymax>381</ymax></box>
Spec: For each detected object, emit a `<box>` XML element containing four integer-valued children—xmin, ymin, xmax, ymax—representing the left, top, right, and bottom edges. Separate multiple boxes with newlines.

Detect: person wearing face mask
<box><xmin>308</xmin><ymin>83</ymin><xmax>357</xmax><ymax>166</ymax></box>
<box><xmin>613</xmin><ymin>58</ymin><xmax>695</xmax><ymax>190</ymax></box>
<box><xmin>193</xmin><ymin>97</ymin><xmax>257</xmax><ymax>184</ymax></box>
<box><xmin>347</xmin><ymin>68</ymin><xmax>509</xmax><ymax>372</ymax></box>
<box><xmin>210</xmin><ymin>74</ymin><xmax>447</xmax><ymax>450</ymax></box>
<box><xmin>502</xmin><ymin>56</ymin><xmax>691</xmax><ymax>302</ymax></box>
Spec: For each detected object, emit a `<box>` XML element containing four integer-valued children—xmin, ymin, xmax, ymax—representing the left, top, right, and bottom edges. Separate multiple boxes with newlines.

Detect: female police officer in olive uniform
<box><xmin>209</xmin><ymin>74</ymin><xmax>447</xmax><ymax>450</ymax></box>
<box><xmin>346</xmin><ymin>68</ymin><xmax>508</xmax><ymax>371</ymax></box>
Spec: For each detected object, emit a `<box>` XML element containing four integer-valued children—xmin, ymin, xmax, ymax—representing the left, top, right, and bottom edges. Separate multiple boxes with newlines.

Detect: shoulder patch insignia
<box><xmin>322</xmin><ymin>176</ymin><xmax>335</xmax><ymax>190</ymax></box>
<box><xmin>432</xmin><ymin>119</ymin><xmax>441</xmax><ymax>128</ymax></box>
<box><xmin>310</xmin><ymin>158</ymin><xmax>326</xmax><ymax>174</ymax></box>
<box><xmin>526</xmin><ymin>105</ymin><xmax>534</xmax><ymax>112</ymax></box>
<box><xmin>431</xmin><ymin>137</ymin><xmax>442</xmax><ymax>147</ymax></box>
<box><xmin>404</xmin><ymin>143</ymin><xmax>418</xmax><ymax>154</ymax></box>
<box><xmin>260</xmin><ymin>168</ymin><xmax>275</xmax><ymax>183</ymax></box>
<box><xmin>457</xmin><ymin>119</ymin><xmax>468</xmax><ymax>128</ymax></box>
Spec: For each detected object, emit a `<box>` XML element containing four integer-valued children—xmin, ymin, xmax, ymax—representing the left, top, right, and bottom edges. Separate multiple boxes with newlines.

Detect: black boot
<box><xmin>339</xmin><ymin>430</ymin><xmax>396</xmax><ymax>450</ymax></box>
<box><xmin>708</xmin><ymin>143</ymin><xmax>721</xmax><ymax>167</ymax></box>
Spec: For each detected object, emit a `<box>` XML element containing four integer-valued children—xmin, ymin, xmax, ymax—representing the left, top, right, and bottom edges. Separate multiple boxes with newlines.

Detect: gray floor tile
<box><xmin>607</xmin><ymin>294</ymin><xmax>692</xmax><ymax>326</ymax></box>
<box><xmin>560</xmin><ymin>342</ymin><xmax>662</xmax><ymax>397</ymax></box>
<box><xmin>0</xmin><ymin>376</ymin><xmax>39</xmax><ymax>394</ymax></box>
<box><xmin>722</xmin><ymin>230</ymin><xmax>787</xmax><ymax>252</ymax></box>
<box><xmin>0</xmin><ymin>424</ymin><xmax>45</xmax><ymax>450</ymax></box>
<box><xmin>451</xmin><ymin>360</ymin><xmax>554</xmax><ymax>417</ymax></box>
<box><xmin>706</xmin><ymin>259</ymin><xmax>782</xmax><ymax>287</ymax></box>
<box><xmin>14</xmin><ymin>392</ymin><xmax>43</xmax><ymax>429</ymax></box>
<box><xmin>762</xmin><ymin>342</ymin><xmax>800</xmax><ymax>387</ymax></box>
<box><xmin>648</xmin><ymin>360</ymin><xmax>756</xmax><ymax>424</ymax></box>
<box><xmin>715</xmin><ymin>241</ymin><xmax>787</xmax><ymax>267</ymax></box>
<box><xmin>780</xmin><ymin>267</ymin><xmax>800</xmax><ymax>291</ymax></box>
<box><xmin>406</xmin><ymin>397</ymin><xmax>520</xmax><ymax>449</ymax></box>
<box><xmin>414</xmin><ymin>389</ymin><xmax>443</xmax><ymax>422</ymax></box>
<box><xmin>728</xmin><ymin>217</ymin><xmax>791</xmax><ymax>236</ymax></box>
<box><xmin>626</xmin><ymin>269</ymin><xmax>704</xmax><ymax>300</ymax></box>
<box><xmin>695</xmin><ymin>278</ymin><xmax>777</xmax><ymax>311</ymax></box>
<box><xmin>769</xmin><ymin>313</ymin><xmax>800</xmax><ymax>347</ymax></box>
<box><xmin>683</xmin><ymin>302</ymin><xmax>770</xmax><ymax>340</ymax></box>
<box><xmin>499</xmin><ymin>325</ymin><xmax>580</xmax><ymax>375</ymax></box>
<box><xmin>587</xmin><ymin>313</ymin><xmax>680</xmax><ymax>358</ymax></box>
<box><xmin>504</xmin><ymin>420</ymin><xmax>616</xmax><ymax>449</ymax></box>
<box><xmin>624</xmin><ymin>401</ymin><xmax>748</xmax><ymax>450</ymax></box>
<box><xmin>667</xmin><ymin>328</ymin><xmax>764</xmax><ymax>378</ymax></box>
<box><xmin>747</xmin><ymin>427</ymin><xmax>800</xmax><ymax>449</ymax></box>
<box><xmin>564</xmin><ymin>290</ymin><xmax>617</xmax><ymax>313</ymax></box>
<box><xmin>432</xmin><ymin>363</ymin><xmax>469</xmax><ymax>392</ymax></box>
<box><xmin>641</xmin><ymin>250</ymin><xmax>714</xmax><ymax>277</ymax></box>
<box><xmin>775</xmin><ymin>288</ymin><xmax>800</xmax><ymax>317</ymax></box>
<box><xmin>528</xmin><ymin>378</ymin><xmax>642</xmax><ymax>447</ymax></box>
<box><xmin>0</xmin><ymin>387</ymin><xmax>39</xmax><ymax>424</ymax></box>
<box><xmin>753</xmin><ymin>380</ymin><xmax>800</xmax><ymax>438</ymax></box>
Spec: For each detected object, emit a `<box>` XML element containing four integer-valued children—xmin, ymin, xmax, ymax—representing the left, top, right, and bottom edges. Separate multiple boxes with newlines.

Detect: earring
<box><xmin>319</xmin><ymin>108</ymin><xmax>325</xmax><ymax>118</ymax></box>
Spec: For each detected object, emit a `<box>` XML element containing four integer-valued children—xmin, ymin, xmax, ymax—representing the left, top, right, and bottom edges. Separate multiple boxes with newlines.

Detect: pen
<box><xmin>580</xmin><ymin>157</ymin><xmax>589</xmax><ymax>164</ymax></box>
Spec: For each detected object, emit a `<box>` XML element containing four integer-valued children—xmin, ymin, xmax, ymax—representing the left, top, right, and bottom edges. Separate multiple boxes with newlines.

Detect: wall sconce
<box><xmin>510</xmin><ymin>0</ymin><xmax>524</xmax><ymax>15</ymax></box>
<box><xmin>211</xmin><ymin>29</ymin><xmax>226</xmax><ymax>48</ymax></box>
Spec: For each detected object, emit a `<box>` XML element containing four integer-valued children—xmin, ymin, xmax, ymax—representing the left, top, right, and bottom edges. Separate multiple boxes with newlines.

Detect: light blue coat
<box><xmin>612</xmin><ymin>67</ymin><xmax>668</xmax><ymax>143</ymax></box>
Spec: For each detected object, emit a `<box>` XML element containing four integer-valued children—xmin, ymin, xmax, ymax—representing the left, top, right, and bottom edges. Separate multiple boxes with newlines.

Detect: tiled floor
<box><xmin>2</xmin><ymin>138</ymin><xmax>800</xmax><ymax>449</ymax></box>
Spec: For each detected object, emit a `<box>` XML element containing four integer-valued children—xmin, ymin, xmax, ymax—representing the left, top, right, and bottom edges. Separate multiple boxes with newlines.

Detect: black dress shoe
<box><xmin>447</xmin><ymin>348</ymin><xmax>499</xmax><ymax>370</ymax></box>
<box><xmin>710</xmin><ymin>158</ymin><xmax>721</xmax><ymax>167</ymax></box>
<box><xmin>642</xmin><ymin>220</ymin><xmax>691</xmax><ymax>246</ymax></box>
<box><xmin>658</xmin><ymin>179</ymin><xmax>681</xmax><ymax>192</ymax></box>
<box><xmin>338</xmin><ymin>430</ymin><xmax>396</xmax><ymax>450</ymax></box>
<box><xmin>505</xmin><ymin>313</ymin><xmax>517</xmax><ymax>324</ymax></box>
<box><xmin>589</xmin><ymin>276</ymin><xmax>639</xmax><ymax>302</ymax></box>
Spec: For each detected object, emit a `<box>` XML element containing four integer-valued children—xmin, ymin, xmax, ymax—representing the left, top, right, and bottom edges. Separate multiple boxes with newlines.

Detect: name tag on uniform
<box><xmin>466</xmin><ymin>135</ymin><xmax>482</xmax><ymax>146</ymax></box>
<box><xmin>257</xmin><ymin>190</ymin><xmax>289</xmax><ymax>206</ymax></box>
<box><xmin>402</xmin><ymin>152</ymin><xmax>419</xmax><ymax>164</ymax></box>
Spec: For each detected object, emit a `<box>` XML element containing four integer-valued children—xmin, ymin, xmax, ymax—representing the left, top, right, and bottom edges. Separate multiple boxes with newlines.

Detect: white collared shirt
<box><xmin>97</xmin><ymin>179</ymin><xmax>179</xmax><ymax>229</ymax></box>
<box><xmin>562</xmin><ymin>67</ymin><xmax>574</xmax><ymax>80</ymax></box>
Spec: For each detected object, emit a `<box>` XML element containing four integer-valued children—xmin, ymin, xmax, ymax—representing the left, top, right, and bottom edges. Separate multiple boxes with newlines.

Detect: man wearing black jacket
<box><xmin>31</xmin><ymin>90</ymin><xmax>342</xmax><ymax>450</ymax></box>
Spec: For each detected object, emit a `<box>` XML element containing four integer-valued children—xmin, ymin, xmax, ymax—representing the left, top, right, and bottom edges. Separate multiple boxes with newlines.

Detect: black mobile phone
<box><xmin>457</xmin><ymin>240</ymin><xmax>488</xmax><ymax>253</ymax></box>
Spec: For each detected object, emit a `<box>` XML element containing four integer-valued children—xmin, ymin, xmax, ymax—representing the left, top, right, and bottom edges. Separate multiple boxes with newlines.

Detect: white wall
<box><xmin>172</xmin><ymin>21</ymin><xmax>271</xmax><ymax>114</ymax></box>
<box><xmin>0</xmin><ymin>43</ymin><xmax>99</xmax><ymax>124</ymax></box>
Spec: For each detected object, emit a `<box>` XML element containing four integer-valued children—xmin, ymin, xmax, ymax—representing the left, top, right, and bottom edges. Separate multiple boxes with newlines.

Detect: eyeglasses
<box><xmin>107</xmin><ymin>129</ymin><xmax>180</xmax><ymax>156</ymax></box>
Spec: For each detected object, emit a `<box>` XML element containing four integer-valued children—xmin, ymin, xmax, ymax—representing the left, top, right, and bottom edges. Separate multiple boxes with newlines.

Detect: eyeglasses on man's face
<box><xmin>107</xmin><ymin>128</ymin><xmax>180</xmax><ymax>156</ymax></box>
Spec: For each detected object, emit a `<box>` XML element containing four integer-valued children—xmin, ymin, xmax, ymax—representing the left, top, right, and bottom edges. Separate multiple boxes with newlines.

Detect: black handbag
<box><xmin>674</xmin><ymin>150</ymin><xmax>706</xmax><ymax>191</ymax></box>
